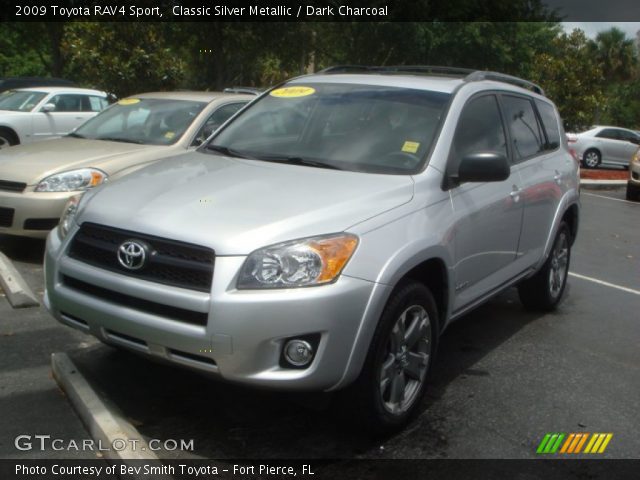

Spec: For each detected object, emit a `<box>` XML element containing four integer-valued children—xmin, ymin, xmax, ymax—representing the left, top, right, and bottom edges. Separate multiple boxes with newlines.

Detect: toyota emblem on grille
<box><xmin>117</xmin><ymin>240</ymin><xmax>148</xmax><ymax>270</ymax></box>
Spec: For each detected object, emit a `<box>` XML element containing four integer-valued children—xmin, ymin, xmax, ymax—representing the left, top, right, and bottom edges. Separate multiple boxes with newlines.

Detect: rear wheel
<box><xmin>0</xmin><ymin>128</ymin><xmax>19</xmax><ymax>149</ymax></box>
<box><xmin>582</xmin><ymin>149</ymin><xmax>601</xmax><ymax>169</ymax></box>
<box><xmin>351</xmin><ymin>281</ymin><xmax>438</xmax><ymax>434</ymax></box>
<box><xmin>518</xmin><ymin>222</ymin><xmax>571</xmax><ymax>311</ymax></box>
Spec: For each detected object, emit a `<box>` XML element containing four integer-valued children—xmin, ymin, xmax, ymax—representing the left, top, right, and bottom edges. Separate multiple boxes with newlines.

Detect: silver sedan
<box><xmin>567</xmin><ymin>125</ymin><xmax>640</xmax><ymax>168</ymax></box>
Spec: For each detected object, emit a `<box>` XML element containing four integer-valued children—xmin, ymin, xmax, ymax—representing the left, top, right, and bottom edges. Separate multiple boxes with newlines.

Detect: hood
<box><xmin>79</xmin><ymin>152</ymin><xmax>415</xmax><ymax>255</ymax></box>
<box><xmin>0</xmin><ymin>138</ymin><xmax>165</xmax><ymax>185</ymax></box>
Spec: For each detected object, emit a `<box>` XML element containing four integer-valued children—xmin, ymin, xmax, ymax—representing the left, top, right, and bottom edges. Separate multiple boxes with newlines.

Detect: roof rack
<box><xmin>317</xmin><ymin>65</ymin><xmax>545</xmax><ymax>96</ymax></box>
<box><xmin>318</xmin><ymin>65</ymin><xmax>475</xmax><ymax>77</ymax></box>
<box><xmin>223</xmin><ymin>87</ymin><xmax>262</xmax><ymax>95</ymax></box>
<box><xmin>464</xmin><ymin>71</ymin><xmax>544</xmax><ymax>96</ymax></box>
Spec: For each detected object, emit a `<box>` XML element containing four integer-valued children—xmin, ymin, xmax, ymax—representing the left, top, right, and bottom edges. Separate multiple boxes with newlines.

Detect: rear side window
<box><xmin>596</xmin><ymin>128</ymin><xmax>621</xmax><ymax>140</ymax></box>
<box><xmin>535</xmin><ymin>100</ymin><xmax>560</xmax><ymax>150</ymax></box>
<box><xmin>448</xmin><ymin>94</ymin><xmax>507</xmax><ymax>174</ymax></box>
<box><xmin>501</xmin><ymin>95</ymin><xmax>544</xmax><ymax>161</ymax></box>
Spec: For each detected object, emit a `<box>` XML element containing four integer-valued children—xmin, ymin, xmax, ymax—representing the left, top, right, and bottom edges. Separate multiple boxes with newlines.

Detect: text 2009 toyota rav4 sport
<box><xmin>45</xmin><ymin>66</ymin><xmax>580</xmax><ymax>433</ymax></box>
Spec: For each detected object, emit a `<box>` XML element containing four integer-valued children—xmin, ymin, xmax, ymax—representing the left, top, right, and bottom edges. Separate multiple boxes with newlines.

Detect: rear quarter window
<box><xmin>535</xmin><ymin>100</ymin><xmax>561</xmax><ymax>150</ymax></box>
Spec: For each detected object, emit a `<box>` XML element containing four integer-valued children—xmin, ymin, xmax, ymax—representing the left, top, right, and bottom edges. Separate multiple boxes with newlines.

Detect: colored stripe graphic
<box><xmin>537</xmin><ymin>433</ymin><xmax>565</xmax><ymax>454</ymax></box>
<box><xmin>585</xmin><ymin>433</ymin><xmax>613</xmax><ymax>453</ymax></box>
<box><xmin>540</xmin><ymin>433</ymin><xmax>614</xmax><ymax>454</ymax></box>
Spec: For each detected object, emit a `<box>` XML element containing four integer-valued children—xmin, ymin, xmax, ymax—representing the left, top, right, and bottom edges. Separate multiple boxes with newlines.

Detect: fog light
<box><xmin>284</xmin><ymin>339</ymin><xmax>314</xmax><ymax>367</ymax></box>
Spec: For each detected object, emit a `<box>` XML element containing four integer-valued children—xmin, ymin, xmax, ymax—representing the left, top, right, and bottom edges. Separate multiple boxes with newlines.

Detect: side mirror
<box><xmin>41</xmin><ymin>103</ymin><xmax>56</xmax><ymax>113</ymax></box>
<box><xmin>455</xmin><ymin>152</ymin><xmax>510</xmax><ymax>184</ymax></box>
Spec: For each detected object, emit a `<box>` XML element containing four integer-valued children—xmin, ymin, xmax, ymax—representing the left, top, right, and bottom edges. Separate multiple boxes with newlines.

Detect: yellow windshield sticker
<box><xmin>164</xmin><ymin>131</ymin><xmax>175</xmax><ymax>139</ymax></box>
<box><xmin>118</xmin><ymin>98</ymin><xmax>140</xmax><ymax>105</ymax></box>
<box><xmin>270</xmin><ymin>86</ymin><xmax>316</xmax><ymax>98</ymax></box>
<box><xmin>402</xmin><ymin>141</ymin><xmax>420</xmax><ymax>154</ymax></box>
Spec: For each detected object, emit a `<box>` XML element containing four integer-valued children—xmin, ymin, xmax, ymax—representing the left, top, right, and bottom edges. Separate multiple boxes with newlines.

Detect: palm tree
<box><xmin>592</xmin><ymin>27</ymin><xmax>636</xmax><ymax>83</ymax></box>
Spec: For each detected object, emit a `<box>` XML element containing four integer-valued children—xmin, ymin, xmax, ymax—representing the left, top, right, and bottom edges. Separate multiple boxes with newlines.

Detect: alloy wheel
<box><xmin>379</xmin><ymin>304</ymin><xmax>431</xmax><ymax>415</ymax></box>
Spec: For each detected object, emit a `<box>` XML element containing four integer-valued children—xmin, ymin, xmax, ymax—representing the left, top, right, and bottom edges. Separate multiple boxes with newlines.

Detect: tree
<box><xmin>62</xmin><ymin>23</ymin><xmax>185</xmax><ymax>96</ymax></box>
<box><xmin>529</xmin><ymin>30</ymin><xmax>604</xmax><ymax>131</ymax></box>
<box><xmin>591</xmin><ymin>27</ymin><xmax>636</xmax><ymax>83</ymax></box>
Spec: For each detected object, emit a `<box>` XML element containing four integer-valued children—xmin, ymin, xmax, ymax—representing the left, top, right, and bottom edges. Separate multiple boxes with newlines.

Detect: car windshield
<box><xmin>207</xmin><ymin>83</ymin><xmax>451</xmax><ymax>174</ymax></box>
<box><xmin>72</xmin><ymin>98</ymin><xmax>207</xmax><ymax>145</ymax></box>
<box><xmin>0</xmin><ymin>90</ymin><xmax>47</xmax><ymax>112</ymax></box>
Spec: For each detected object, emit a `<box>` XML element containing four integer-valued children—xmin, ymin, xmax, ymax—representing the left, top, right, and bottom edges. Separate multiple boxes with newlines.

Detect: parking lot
<box><xmin>0</xmin><ymin>187</ymin><xmax>638</xmax><ymax>462</ymax></box>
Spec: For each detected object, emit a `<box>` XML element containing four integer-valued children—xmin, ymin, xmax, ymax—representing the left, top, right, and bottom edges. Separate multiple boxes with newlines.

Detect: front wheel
<box><xmin>351</xmin><ymin>281</ymin><xmax>438</xmax><ymax>434</ymax></box>
<box><xmin>518</xmin><ymin>222</ymin><xmax>571</xmax><ymax>311</ymax></box>
<box><xmin>626</xmin><ymin>183</ymin><xmax>640</xmax><ymax>201</ymax></box>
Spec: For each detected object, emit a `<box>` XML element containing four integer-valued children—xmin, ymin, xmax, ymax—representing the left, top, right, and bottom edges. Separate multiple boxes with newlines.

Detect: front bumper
<box><xmin>44</xmin><ymin>227</ymin><xmax>390</xmax><ymax>391</ymax></box>
<box><xmin>0</xmin><ymin>189</ymin><xmax>71</xmax><ymax>238</ymax></box>
<box><xmin>629</xmin><ymin>162</ymin><xmax>640</xmax><ymax>186</ymax></box>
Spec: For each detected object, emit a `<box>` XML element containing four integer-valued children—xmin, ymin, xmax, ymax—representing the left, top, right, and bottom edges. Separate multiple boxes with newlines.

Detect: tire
<box><xmin>626</xmin><ymin>183</ymin><xmax>640</xmax><ymax>201</ymax></box>
<box><xmin>350</xmin><ymin>281</ymin><xmax>438</xmax><ymax>434</ymax></box>
<box><xmin>582</xmin><ymin>149</ymin><xmax>601</xmax><ymax>169</ymax></box>
<box><xmin>518</xmin><ymin>222</ymin><xmax>571</xmax><ymax>312</ymax></box>
<box><xmin>0</xmin><ymin>128</ymin><xmax>19</xmax><ymax>149</ymax></box>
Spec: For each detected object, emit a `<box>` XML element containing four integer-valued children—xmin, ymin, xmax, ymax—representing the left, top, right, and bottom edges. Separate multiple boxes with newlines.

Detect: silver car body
<box><xmin>0</xmin><ymin>92</ymin><xmax>253</xmax><ymax>238</ymax></box>
<box><xmin>44</xmin><ymin>73</ymin><xmax>580</xmax><ymax>392</ymax></box>
<box><xmin>0</xmin><ymin>87</ymin><xmax>108</xmax><ymax>146</ymax></box>
<box><xmin>569</xmin><ymin>125</ymin><xmax>640</xmax><ymax>168</ymax></box>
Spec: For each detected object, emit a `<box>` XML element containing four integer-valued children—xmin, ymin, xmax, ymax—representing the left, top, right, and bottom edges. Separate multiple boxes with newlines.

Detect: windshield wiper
<box><xmin>255</xmin><ymin>155</ymin><xmax>343</xmax><ymax>170</ymax></box>
<box><xmin>205</xmin><ymin>144</ymin><xmax>254</xmax><ymax>159</ymax></box>
<box><xmin>67</xmin><ymin>132</ymin><xmax>85</xmax><ymax>139</ymax></box>
<box><xmin>97</xmin><ymin>136</ymin><xmax>145</xmax><ymax>144</ymax></box>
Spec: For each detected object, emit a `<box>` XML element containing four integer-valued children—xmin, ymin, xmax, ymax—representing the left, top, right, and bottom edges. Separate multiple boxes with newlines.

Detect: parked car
<box><xmin>44</xmin><ymin>66</ymin><xmax>580</xmax><ymax>433</ymax></box>
<box><xmin>0</xmin><ymin>87</ymin><xmax>109</xmax><ymax>148</ymax></box>
<box><xmin>567</xmin><ymin>125</ymin><xmax>640</xmax><ymax>169</ymax></box>
<box><xmin>627</xmin><ymin>148</ymin><xmax>640</xmax><ymax>200</ymax></box>
<box><xmin>0</xmin><ymin>91</ymin><xmax>254</xmax><ymax>237</ymax></box>
<box><xmin>0</xmin><ymin>77</ymin><xmax>76</xmax><ymax>93</ymax></box>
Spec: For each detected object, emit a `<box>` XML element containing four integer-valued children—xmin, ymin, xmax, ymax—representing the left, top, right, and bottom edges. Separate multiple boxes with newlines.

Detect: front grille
<box><xmin>0</xmin><ymin>180</ymin><xmax>27</xmax><ymax>193</ymax></box>
<box><xmin>62</xmin><ymin>275</ymin><xmax>209</xmax><ymax>326</ymax></box>
<box><xmin>0</xmin><ymin>207</ymin><xmax>15</xmax><ymax>227</ymax></box>
<box><xmin>24</xmin><ymin>218</ymin><xmax>60</xmax><ymax>230</ymax></box>
<box><xmin>68</xmin><ymin>222</ymin><xmax>215</xmax><ymax>292</ymax></box>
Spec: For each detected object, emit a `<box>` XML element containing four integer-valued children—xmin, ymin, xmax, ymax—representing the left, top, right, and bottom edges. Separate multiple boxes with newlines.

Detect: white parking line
<box><xmin>569</xmin><ymin>272</ymin><xmax>640</xmax><ymax>296</ymax></box>
<box><xmin>582</xmin><ymin>192</ymin><xmax>638</xmax><ymax>205</ymax></box>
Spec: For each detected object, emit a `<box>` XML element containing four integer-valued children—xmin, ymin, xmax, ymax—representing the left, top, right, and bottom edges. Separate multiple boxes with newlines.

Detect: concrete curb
<box><xmin>580</xmin><ymin>179</ymin><xmax>627</xmax><ymax>190</ymax></box>
<box><xmin>0</xmin><ymin>251</ymin><xmax>40</xmax><ymax>308</ymax></box>
<box><xmin>51</xmin><ymin>352</ymin><xmax>161</xmax><ymax>463</ymax></box>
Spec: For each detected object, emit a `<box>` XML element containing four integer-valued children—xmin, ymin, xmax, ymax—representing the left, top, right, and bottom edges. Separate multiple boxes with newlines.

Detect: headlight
<box><xmin>35</xmin><ymin>168</ymin><xmax>107</xmax><ymax>192</ymax></box>
<box><xmin>58</xmin><ymin>195</ymin><xmax>82</xmax><ymax>240</ymax></box>
<box><xmin>237</xmin><ymin>234</ymin><xmax>358</xmax><ymax>289</ymax></box>
<box><xmin>633</xmin><ymin>149</ymin><xmax>640</xmax><ymax>165</ymax></box>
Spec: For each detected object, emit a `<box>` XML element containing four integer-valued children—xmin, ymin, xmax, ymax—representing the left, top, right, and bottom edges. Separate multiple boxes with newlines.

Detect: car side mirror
<box><xmin>453</xmin><ymin>152</ymin><xmax>510</xmax><ymax>185</ymax></box>
<box><xmin>41</xmin><ymin>103</ymin><xmax>56</xmax><ymax>113</ymax></box>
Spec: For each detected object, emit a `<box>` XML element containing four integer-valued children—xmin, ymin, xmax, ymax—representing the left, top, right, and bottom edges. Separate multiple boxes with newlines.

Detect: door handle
<box><xmin>554</xmin><ymin>170</ymin><xmax>562</xmax><ymax>185</ymax></box>
<box><xmin>510</xmin><ymin>186</ymin><xmax>522</xmax><ymax>202</ymax></box>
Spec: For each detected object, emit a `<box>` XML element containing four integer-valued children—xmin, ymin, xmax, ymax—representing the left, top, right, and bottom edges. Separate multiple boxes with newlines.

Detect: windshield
<box><xmin>73</xmin><ymin>98</ymin><xmax>206</xmax><ymax>145</ymax></box>
<box><xmin>0</xmin><ymin>90</ymin><xmax>47</xmax><ymax>112</ymax></box>
<box><xmin>208</xmin><ymin>83</ymin><xmax>450</xmax><ymax>174</ymax></box>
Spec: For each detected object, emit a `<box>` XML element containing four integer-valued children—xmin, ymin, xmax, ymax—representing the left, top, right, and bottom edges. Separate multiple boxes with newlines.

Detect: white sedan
<box><xmin>0</xmin><ymin>87</ymin><xmax>109</xmax><ymax>149</ymax></box>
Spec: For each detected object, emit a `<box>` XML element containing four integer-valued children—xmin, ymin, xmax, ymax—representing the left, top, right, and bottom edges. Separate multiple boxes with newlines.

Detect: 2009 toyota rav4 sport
<box><xmin>45</xmin><ymin>66</ymin><xmax>580</xmax><ymax>433</ymax></box>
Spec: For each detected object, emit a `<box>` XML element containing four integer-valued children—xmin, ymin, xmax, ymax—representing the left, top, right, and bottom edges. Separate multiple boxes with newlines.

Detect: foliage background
<box><xmin>1</xmin><ymin>21</ymin><xmax>639</xmax><ymax>131</ymax></box>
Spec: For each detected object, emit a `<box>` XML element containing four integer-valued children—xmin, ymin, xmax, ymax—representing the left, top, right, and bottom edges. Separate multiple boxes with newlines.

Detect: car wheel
<box><xmin>351</xmin><ymin>281</ymin><xmax>438</xmax><ymax>434</ymax></box>
<box><xmin>518</xmin><ymin>222</ymin><xmax>571</xmax><ymax>312</ymax></box>
<box><xmin>582</xmin><ymin>149</ymin><xmax>601</xmax><ymax>169</ymax></box>
<box><xmin>0</xmin><ymin>128</ymin><xmax>19</xmax><ymax>149</ymax></box>
<box><xmin>626</xmin><ymin>183</ymin><xmax>640</xmax><ymax>201</ymax></box>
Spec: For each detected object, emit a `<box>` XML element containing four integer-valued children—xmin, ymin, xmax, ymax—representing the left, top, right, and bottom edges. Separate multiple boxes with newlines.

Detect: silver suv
<box><xmin>44</xmin><ymin>66</ymin><xmax>580</xmax><ymax>433</ymax></box>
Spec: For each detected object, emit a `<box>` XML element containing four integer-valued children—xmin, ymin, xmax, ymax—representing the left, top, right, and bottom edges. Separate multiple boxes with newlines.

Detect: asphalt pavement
<box><xmin>0</xmin><ymin>187</ymin><xmax>638</xmax><ymax>461</ymax></box>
